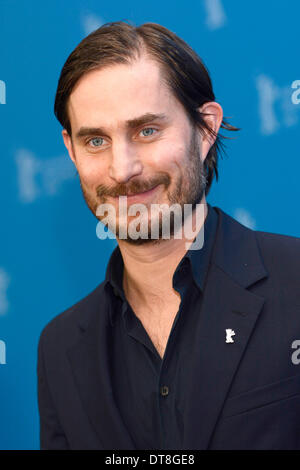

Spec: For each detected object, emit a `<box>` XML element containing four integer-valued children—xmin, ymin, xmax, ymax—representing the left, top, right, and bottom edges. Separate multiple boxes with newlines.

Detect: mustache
<box><xmin>96</xmin><ymin>174</ymin><xmax>171</xmax><ymax>198</ymax></box>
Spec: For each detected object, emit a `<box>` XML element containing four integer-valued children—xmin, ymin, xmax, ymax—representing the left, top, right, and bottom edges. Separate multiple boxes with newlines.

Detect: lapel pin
<box><xmin>226</xmin><ymin>329</ymin><xmax>236</xmax><ymax>343</ymax></box>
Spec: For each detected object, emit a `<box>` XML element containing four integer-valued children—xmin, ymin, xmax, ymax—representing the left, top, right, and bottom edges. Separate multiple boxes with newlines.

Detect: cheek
<box><xmin>149</xmin><ymin>140</ymin><xmax>187</xmax><ymax>171</ymax></box>
<box><xmin>76</xmin><ymin>158</ymin><xmax>107</xmax><ymax>187</ymax></box>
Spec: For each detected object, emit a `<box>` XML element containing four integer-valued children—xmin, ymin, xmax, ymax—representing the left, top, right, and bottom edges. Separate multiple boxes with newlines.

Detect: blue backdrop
<box><xmin>0</xmin><ymin>0</ymin><xmax>299</xmax><ymax>449</ymax></box>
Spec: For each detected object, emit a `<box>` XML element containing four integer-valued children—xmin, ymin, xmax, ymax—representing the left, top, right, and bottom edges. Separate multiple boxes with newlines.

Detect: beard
<box><xmin>79</xmin><ymin>124</ymin><xmax>207</xmax><ymax>245</ymax></box>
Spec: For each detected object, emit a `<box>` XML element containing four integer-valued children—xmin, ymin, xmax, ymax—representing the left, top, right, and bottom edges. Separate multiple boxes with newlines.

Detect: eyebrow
<box><xmin>75</xmin><ymin>112</ymin><xmax>168</xmax><ymax>139</ymax></box>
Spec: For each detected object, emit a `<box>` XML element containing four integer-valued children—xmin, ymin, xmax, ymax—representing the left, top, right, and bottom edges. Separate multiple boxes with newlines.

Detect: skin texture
<box><xmin>62</xmin><ymin>53</ymin><xmax>223</xmax><ymax>357</ymax></box>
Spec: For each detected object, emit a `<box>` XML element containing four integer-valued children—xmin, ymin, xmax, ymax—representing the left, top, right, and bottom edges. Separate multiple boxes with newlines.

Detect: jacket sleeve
<box><xmin>37</xmin><ymin>330</ymin><xmax>70</xmax><ymax>450</ymax></box>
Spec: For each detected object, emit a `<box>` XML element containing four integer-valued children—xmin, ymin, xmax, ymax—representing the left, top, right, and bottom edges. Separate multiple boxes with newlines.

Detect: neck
<box><xmin>118</xmin><ymin>198</ymin><xmax>208</xmax><ymax>306</ymax></box>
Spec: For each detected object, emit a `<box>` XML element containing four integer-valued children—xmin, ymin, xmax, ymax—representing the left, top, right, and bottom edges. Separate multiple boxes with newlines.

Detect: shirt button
<box><xmin>160</xmin><ymin>385</ymin><xmax>169</xmax><ymax>397</ymax></box>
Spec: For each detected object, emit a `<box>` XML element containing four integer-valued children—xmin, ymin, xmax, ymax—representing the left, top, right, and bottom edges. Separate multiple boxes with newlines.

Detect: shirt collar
<box><xmin>105</xmin><ymin>203</ymin><xmax>219</xmax><ymax>323</ymax></box>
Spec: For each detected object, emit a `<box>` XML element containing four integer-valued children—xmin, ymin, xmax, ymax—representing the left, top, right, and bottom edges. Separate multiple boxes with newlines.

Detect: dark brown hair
<box><xmin>54</xmin><ymin>20</ymin><xmax>240</xmax><ymax>194</ymax></box>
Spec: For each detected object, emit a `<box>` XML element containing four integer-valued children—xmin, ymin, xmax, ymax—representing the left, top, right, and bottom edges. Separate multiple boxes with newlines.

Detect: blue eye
<box><xmin>141</xmin><ymin>127</ymin><xmax>157</xmax><ymax>137</ymax></box>
<box><xmin>89</xmin><ymin>137</ymin><xmax>104</xmax><ymax>147</ymax></box>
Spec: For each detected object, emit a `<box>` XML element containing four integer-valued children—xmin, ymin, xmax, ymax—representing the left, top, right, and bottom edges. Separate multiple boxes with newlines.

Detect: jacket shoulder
<box><xmin>213</xmin><ymin>207</ymin><xmax>300</xmax><ymax>291</ymax></box>
<box><xmin>254</xmin><ymin>229</ymin><xmax>300</xmax><ymax>262</ymax></box>
<box><xmin>216</xmin><ymin>205</ymin><xmax>300</xmax><ymax>259</ymax></box>
<box><xmin>38</xmin><ymin>280</ymin><xmax>108</xmax><ymax>347</ymax></box>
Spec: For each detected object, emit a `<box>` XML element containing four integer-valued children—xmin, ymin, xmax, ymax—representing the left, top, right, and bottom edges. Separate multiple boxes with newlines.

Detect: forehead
<box><xmin>67</xmin><ymin>56</ymin><xmax>179</xmax><ymax>130</ymax></box>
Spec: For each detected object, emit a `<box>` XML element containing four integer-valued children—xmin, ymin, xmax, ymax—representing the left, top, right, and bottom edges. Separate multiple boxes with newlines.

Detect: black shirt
<box><xmin>103</xmin><ymin>203</ymin><xmax>219</xmax><ymax>450</ymax></box>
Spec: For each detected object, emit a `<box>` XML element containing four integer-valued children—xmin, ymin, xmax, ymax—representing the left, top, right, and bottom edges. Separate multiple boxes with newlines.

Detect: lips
<box><xmin>112</xmin><ymin>185</ymin><xmax>159</xmax><ymax>203</ymax></box>
<box><xmin>126</xmin><ymin>186</ymin><xmax>156</xmax><ymax>197</ymax></box>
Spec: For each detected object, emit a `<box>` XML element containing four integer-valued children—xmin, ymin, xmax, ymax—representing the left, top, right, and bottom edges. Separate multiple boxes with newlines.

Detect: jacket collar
<box><xmin>69</xmin><ymin>205</ymin><xmax>268</xmax><ymax>449</ymax></box>
<box><xmin>212</xmin><ymin>206</ymin><xmax>268</xmax><ymax>288</ymax></box>
<box><xmin>181</xmin><ymin>205</ymin><xmax>268</xmax><ymax>449</ymax></box>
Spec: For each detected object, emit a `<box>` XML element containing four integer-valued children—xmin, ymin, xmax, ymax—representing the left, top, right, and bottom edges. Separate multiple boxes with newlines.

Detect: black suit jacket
<box><xmin>37</xmin><ymin>206</ymin><xmax>300</xmax><ymax>449</ymax></box>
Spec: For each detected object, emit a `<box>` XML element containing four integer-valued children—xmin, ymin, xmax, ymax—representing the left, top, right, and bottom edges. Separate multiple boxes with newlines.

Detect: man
<box><xmin>37</xmin><ymin>21</ymin><xmax>300</xmax><ymax>450</ymax></box>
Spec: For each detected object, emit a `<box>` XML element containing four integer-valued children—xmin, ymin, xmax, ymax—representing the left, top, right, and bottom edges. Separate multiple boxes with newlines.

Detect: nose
<box><xmin>108</xmin><ymin>140</ymin><xmax>143</xmax><ymax>183</ymax></box>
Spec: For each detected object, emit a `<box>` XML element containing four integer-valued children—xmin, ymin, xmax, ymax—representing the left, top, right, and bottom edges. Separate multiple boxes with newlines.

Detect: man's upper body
<box><xmin>38</xmin><ymin>21</ymin><xmax>300</xmax><ymax>450</ymax></box>
<box><xmin>38</xmin><ymin>203</ymin><xmax>300</xmax><ymax>450</ymax></box>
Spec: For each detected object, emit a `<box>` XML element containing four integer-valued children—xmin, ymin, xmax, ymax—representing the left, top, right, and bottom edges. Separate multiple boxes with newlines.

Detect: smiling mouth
<box><xmin>127</xmin><ymin>186</ymin><xmax>158</xmax><ymax>196</ymax></box>
<box><xmin>111</xmin><ymin>185</ymin><xmax>160</xmax><ymax>201</ymax></box>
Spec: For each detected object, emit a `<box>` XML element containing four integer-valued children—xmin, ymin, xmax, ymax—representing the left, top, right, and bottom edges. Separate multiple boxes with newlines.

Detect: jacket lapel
<box><xmin>66</xmin><ymin>290</ymin><xmax>136</xmax><ymax>450</ymax></box>
<box><xmin>66</xmin><ymin>206</ymin><xmax>268</xmax><ymax>450</ymax></box>
<box><xmin>182</xmin><ymin>207</ymin><xmax>268</xmax><ymax>449</ymax></box>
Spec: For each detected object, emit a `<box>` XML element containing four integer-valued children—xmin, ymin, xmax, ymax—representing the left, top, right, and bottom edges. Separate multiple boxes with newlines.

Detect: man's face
<box><xmin>63</xmin><ymin>55</ymin><xmax>208</xmax><ymax>244</ymax></box>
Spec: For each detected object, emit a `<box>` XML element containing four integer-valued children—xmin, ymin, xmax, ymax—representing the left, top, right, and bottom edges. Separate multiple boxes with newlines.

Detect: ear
<box><xmin>197</xmin><ymin>102</ymin><xmax>223</xmax><ymax>162</ymax></box>
<box><xmin>62</xmin><ymin>129</ymin><xmax>76</xmax><ymax>165</ymax></box>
